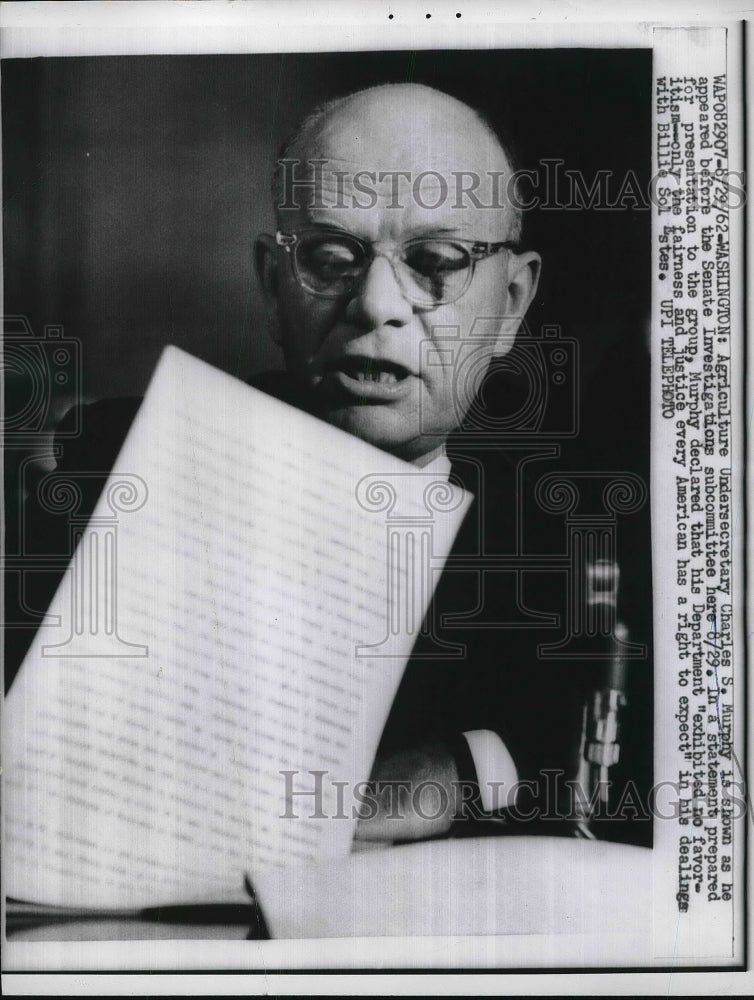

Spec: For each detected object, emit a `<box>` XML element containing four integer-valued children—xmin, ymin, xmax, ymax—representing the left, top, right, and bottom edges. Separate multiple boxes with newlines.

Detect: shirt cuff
<box><xmin>461</xmin><ymin>729</ymin><xmax>519</xmax><ymax>811</ymax></box>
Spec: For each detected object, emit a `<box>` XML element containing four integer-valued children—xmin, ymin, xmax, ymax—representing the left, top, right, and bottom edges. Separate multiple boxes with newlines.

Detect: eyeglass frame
<box><xmin>275</xmin><ymin>228</ymin><xmax>520</xmax><ymax>307</ymax></box>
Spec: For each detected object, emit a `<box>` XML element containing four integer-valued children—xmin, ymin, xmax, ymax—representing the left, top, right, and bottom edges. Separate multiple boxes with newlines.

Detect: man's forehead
<box><xmin>299</xmin><ymin>155</ymin><xmax>505</xmax><ymax>182</ymax></box>
<box><xmin>276</xmin><ymin>86</ymin><xmax>517</xmax><ymax>236</ymax></box>
<box><xmin>313</xmin><ymin>121</ymin><xmax>509</xmax><ymax>175</ymax></box>
<box><xmin>303</xmin><ymin>84</ymin><xmax>511</xmax><ymax>171</ymax></box>
<box><xmin>277</xmin><ymin>165</ymin><xmax>510</xmax><ymax>240</ymax></box>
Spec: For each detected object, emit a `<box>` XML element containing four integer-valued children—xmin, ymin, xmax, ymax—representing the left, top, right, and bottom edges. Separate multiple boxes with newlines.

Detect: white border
<box><xmin>1</xmin><ymin>0</ymin><xmax>751</xmax><ymax>995</ymax></box>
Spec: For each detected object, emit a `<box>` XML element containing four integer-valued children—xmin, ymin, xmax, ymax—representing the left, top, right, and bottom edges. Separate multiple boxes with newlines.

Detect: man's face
<box><xmin>257</xmin><ymin>88</ymin><xmax>540</xmax><ymax>463</ymax></box>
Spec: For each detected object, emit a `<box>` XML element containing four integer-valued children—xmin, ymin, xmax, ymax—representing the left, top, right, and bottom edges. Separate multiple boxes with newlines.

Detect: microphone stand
<box><xmin>572</xmin><ymin>560</ymin><xmax>629</xmax><ymax>840</ymax></box>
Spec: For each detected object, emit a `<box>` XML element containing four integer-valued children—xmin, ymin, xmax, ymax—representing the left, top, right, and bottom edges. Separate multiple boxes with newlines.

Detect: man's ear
<box><xmin>493</xmin><ymin>250</ymin><xmax>542</xmax><ymax>355</ymax></box>
<box><xmin>254</xmin><ymin>233</ymin><xmax>282</xmax><ymax>344</ymax></box>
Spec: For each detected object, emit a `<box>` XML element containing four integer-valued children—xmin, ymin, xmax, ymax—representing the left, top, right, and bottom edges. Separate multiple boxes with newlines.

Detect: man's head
<box><xmin>255</xmin><ymin>83</ymin><xmax>540</xmax><ymax>464</ymax></box>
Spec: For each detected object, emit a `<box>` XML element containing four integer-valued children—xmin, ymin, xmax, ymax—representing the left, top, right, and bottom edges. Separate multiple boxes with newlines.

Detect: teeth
<box><xmin>338</xmin><ymin>358</ymin><xmax>407</xmax><ymax>383</ymax></box>
<box><xmin>355</xmin><ymin>370</ymin><xmax>397</xmax><ymax>384</ymax></box>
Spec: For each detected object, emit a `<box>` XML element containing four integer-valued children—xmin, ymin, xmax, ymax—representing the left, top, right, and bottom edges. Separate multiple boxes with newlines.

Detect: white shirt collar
<box><xmin>419</xmin><ymin>448</ymin><xmax>452</xmax><ymax>481</ymax></box>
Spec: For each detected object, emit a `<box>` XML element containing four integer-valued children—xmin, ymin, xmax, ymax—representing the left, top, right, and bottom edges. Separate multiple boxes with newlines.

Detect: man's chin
<box><xmin>320</xmin><ymin>406</ymin><xmax>443</xmax><ymax>464</ymax></box>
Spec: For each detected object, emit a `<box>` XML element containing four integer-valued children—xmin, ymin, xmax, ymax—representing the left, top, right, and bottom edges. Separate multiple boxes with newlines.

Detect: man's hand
<box><xmin>354</xmin><ymin>731</ymin><xmax>519</xmax><ymax>844</ymax></box>
<box><xmin>354</xmin><ymin>743</ymin><xmax>460</xmax><ymax>843</ymax></box>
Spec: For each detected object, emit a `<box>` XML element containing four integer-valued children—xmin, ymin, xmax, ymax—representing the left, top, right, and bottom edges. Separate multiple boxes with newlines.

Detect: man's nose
<box><xmin>344</xmin><ymin>255</ymin><xmax>415</xmax><ymax>330</ymax></box>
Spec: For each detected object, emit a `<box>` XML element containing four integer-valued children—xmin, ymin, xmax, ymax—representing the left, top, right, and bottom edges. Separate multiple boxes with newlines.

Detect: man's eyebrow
<box><xmin>404</xmin><ymin>223</ymin><xmax>479</xmax><ymax>239</ymax></box>
<box><xmin>294</xmin><ymin>214</ymin><xmax>352</xmax><ymax>232</ymax></box>
<box><xmin>285</xmin><ymin>219</ymin><xmax>503</xmax><ymax>241</ymax></box>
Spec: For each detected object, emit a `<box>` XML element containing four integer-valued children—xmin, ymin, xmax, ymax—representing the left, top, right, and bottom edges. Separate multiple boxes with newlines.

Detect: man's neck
<box><xmin>249</xmin><ymin>372</ymin><xmax>453</xmax><ymax>477</ymax></box>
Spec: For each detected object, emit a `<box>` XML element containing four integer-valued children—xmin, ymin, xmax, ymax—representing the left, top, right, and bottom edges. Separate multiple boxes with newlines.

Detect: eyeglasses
<box><xmin>275</xmin><ymin>228</ymin><xmax>518</xmax><ymax>307</ymax></box>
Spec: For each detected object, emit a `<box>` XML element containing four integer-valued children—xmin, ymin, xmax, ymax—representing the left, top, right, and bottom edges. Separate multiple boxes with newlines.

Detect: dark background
<box><xmin>3</xmin><ymin>49</ymin><xmax>651</xmax><ymax>415</ymax></box>
<box><xmin>3</xmin><ymin>46</ymin><xmax>654</xmax><ymax>649</ymax></box>
<box><xmin>3</xmin><ymin>49</ymin><xmax>654</xmax><ymax>840</ymax></box>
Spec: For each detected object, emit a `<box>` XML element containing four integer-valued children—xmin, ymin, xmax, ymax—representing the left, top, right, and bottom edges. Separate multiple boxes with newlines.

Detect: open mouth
<box><xmin>336</xmin><ymin>357</ymin><xmax>411</xmax><ymax>384</ymax></box>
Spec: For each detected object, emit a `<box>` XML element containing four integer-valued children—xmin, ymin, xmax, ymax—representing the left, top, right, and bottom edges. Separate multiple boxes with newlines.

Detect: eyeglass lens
<box><xmin>294</xmin><ymin>232</ymin><xmax>473</xmax><ymax>304</ymax></box>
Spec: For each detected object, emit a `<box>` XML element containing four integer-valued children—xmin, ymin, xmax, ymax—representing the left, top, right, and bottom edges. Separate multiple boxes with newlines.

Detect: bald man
<box><xmin>11</xmin><ymin>84</ymin><xmax>584</xmax><ymax>844</ymax></box>
<box><xmin>255</xmin><ymin>83</ymin><xmax>540</xmax><ymax>467</ymax></box>
<box><xmin>252</xmin><ymin>84</ymin><xmax>547</xmax><ymax>839</ymax></box>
